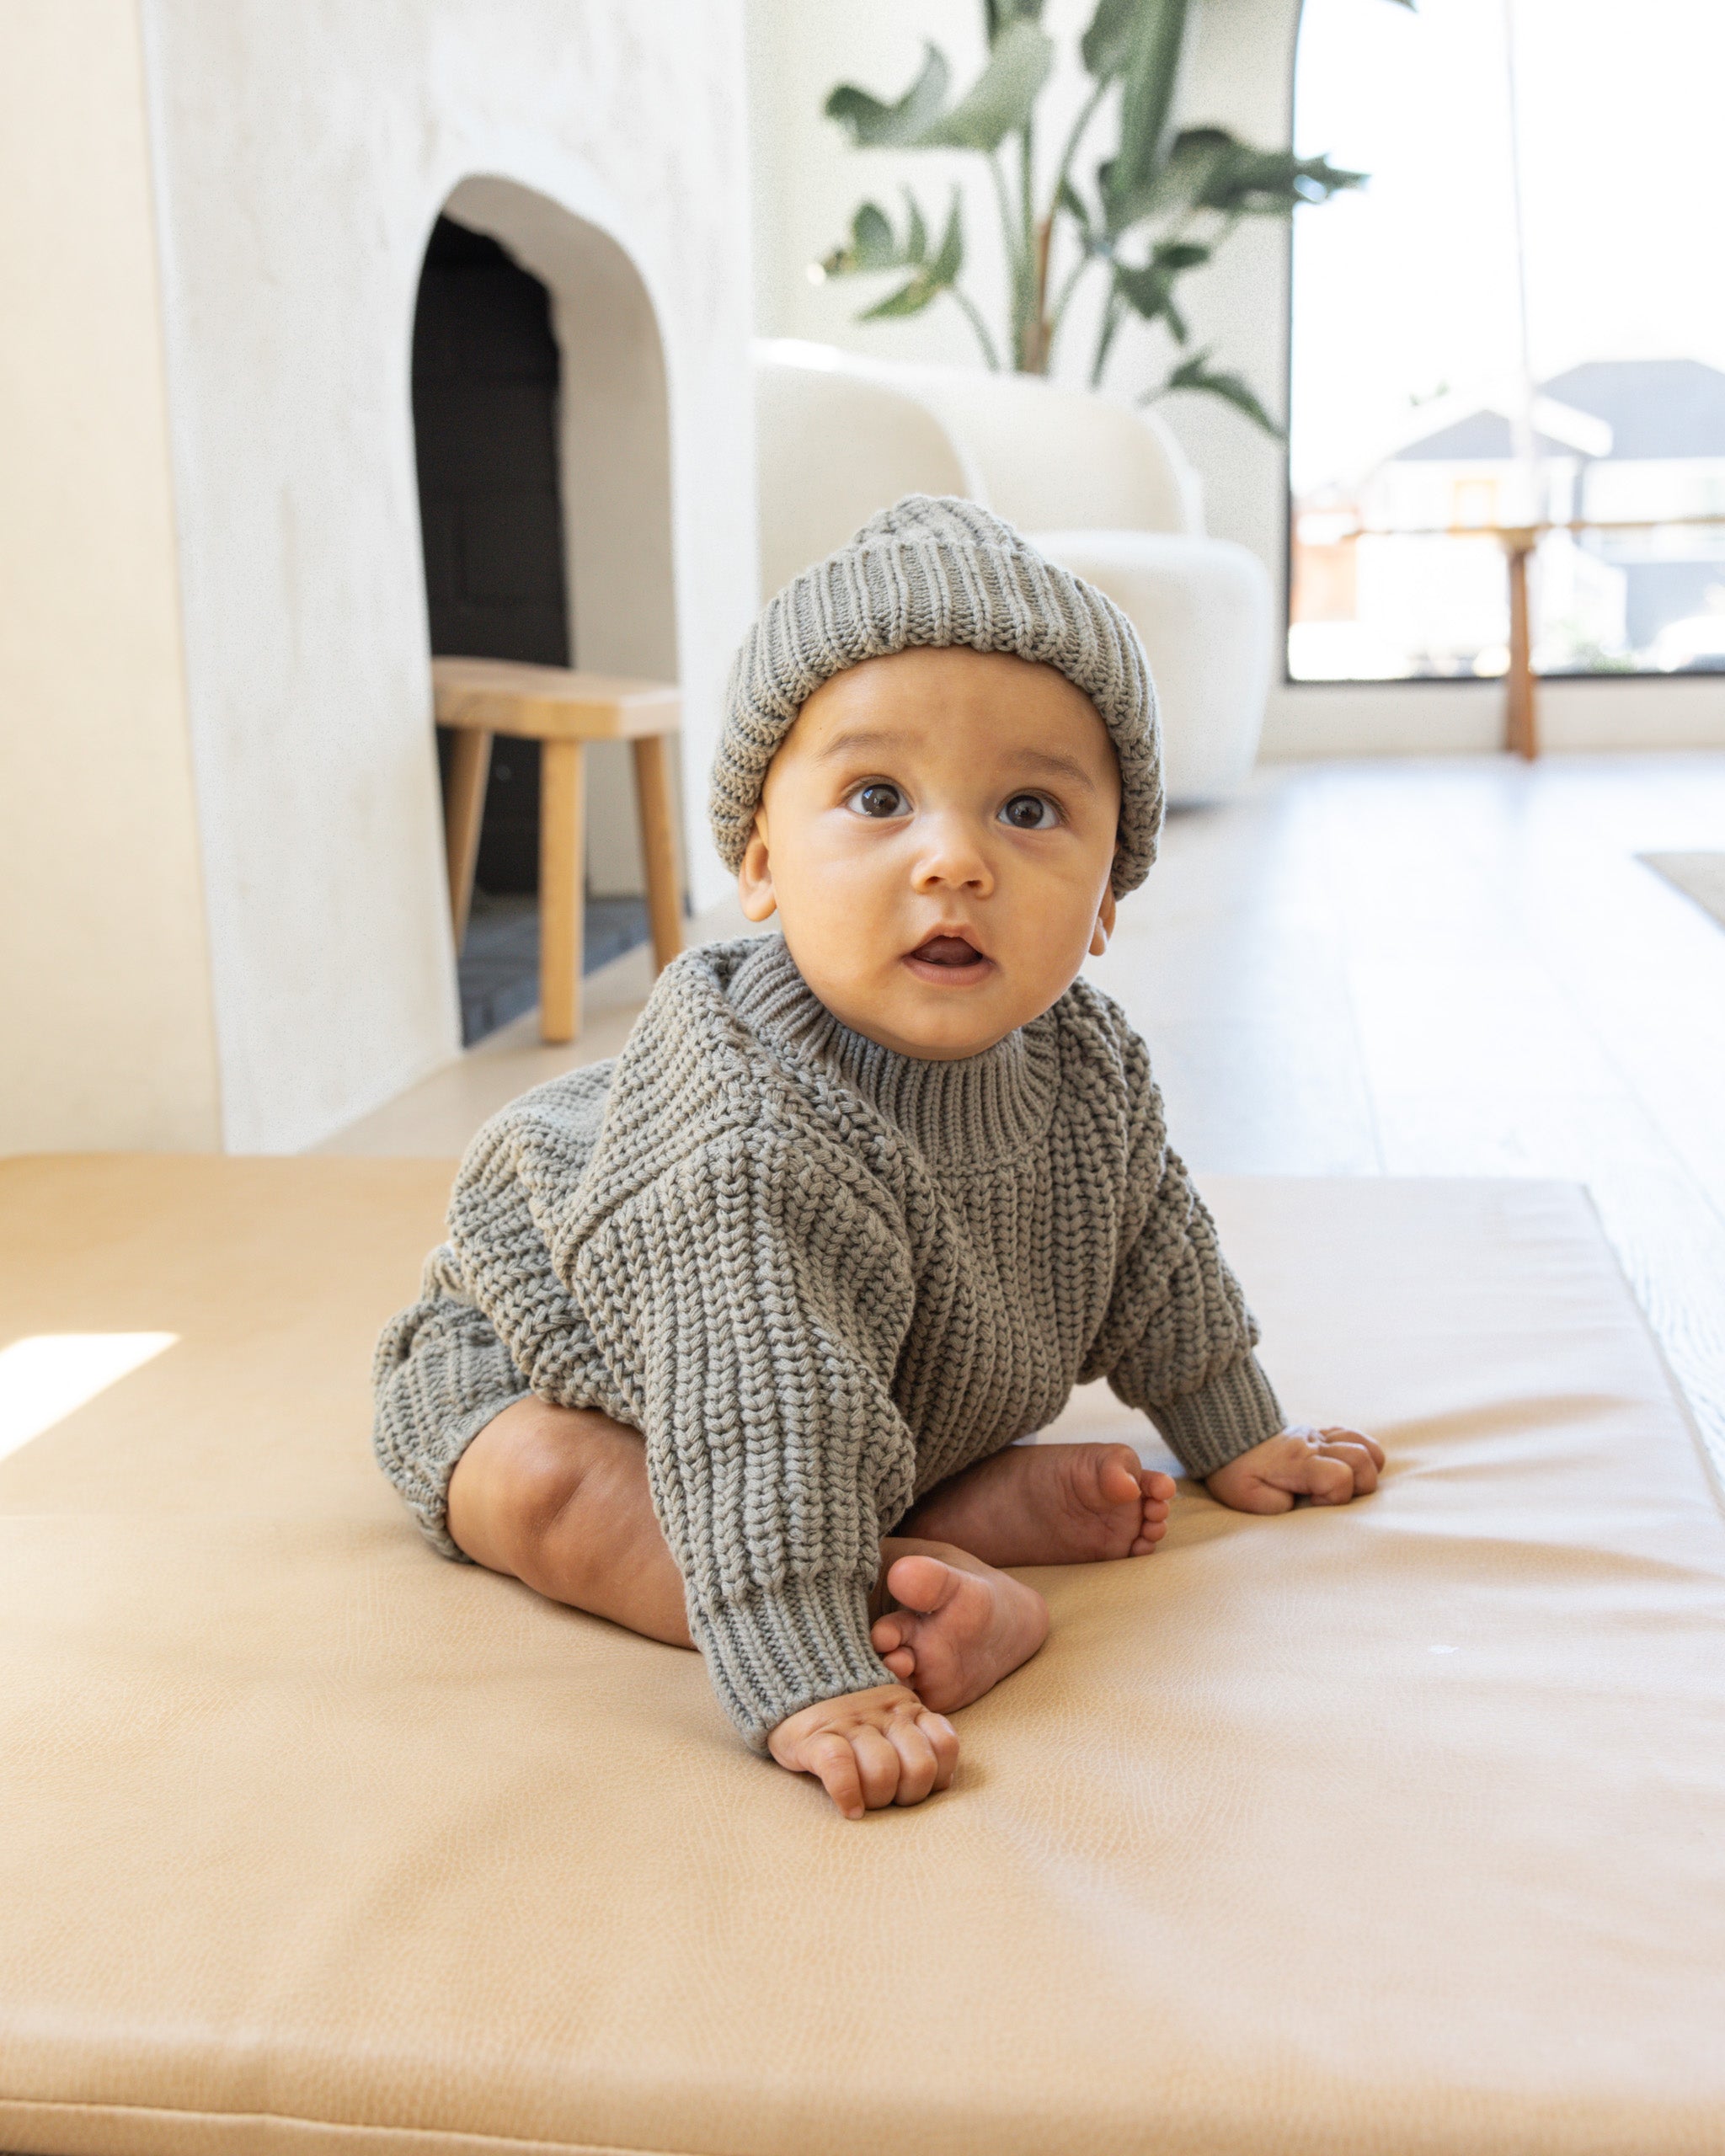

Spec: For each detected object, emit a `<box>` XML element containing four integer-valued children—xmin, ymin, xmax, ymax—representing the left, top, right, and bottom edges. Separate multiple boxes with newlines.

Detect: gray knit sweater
<box><xmin>373</xmin><ymin>936</ymin><xmax>1282</xmax><ymax>1747</ymax></box>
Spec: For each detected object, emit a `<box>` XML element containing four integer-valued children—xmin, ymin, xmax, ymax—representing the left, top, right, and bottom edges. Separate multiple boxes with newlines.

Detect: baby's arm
<box><xmin>1090</xmin><ymin>1026</ymin><xmax>1387</xmax><ymax>1508</ymax></box>
<box><xmin>574</xmin><ymin>1134</ymin><xmax>929</xmax><ymax>1753</ymax></box>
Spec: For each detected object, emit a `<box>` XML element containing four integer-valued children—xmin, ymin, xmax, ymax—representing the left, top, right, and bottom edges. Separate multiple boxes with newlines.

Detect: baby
<box><xmin>375</xmin><ymin>496</ymin><xmax>1381</xmax><ymax>1819</ymax></box>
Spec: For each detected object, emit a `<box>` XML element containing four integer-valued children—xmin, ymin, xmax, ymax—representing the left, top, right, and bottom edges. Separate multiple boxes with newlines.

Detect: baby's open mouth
<box><xmin>905</xmin><ymin>933</ymin><xmax>993</xmax><ymax>980</ymax></box>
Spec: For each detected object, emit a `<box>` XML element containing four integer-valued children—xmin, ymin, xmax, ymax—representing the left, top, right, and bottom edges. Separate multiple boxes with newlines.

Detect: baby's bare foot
<box><xmin>904</xmin><ymin>1444</ymin><xmax>1175</xmax><ymax>1569</ymax></box>
<box><xmin>870</xmin><ymin>1542</ymin><xmax>1049</xmax><ymax>1714</ymax></box>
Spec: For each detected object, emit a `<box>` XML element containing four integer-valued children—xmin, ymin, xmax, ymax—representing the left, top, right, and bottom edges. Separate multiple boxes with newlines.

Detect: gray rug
<box><xmin>1641</xmin><ymin>852</ymin><xmax>1725</xmax><ymax>933</ymax></box>
<box><xmin>458</xmin><ymin>891</ymin><xmax>649</xmax><ymax>1044</ymax></box>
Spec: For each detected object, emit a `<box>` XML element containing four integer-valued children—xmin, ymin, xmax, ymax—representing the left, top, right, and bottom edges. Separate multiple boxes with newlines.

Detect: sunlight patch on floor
<box><xmin>0</xmin><ymin>1332</ymin><xmax>178</xmax><ymax>1462</ymax></box>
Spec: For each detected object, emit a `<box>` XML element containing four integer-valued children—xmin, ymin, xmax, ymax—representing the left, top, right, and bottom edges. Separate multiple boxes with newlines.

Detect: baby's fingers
<box><xmin>920</xmin><ymin>1711</ymin><xmax>959</xmax><ymax>1792</ymax></box>
<box><xmin>1318</xmin><ymin>1435</ymin><xmax>1381</xmax><ymax>1495</ymax></box>
<box><xmin>851</xmin><ymin>1723</ymin><xmax>908</xmax><ymax>1812</ymax></box>
<box><xmin>1323</xmin><ymin>1425</ymin><xmax>1386</xmax><ymax>1471</ymax></box>
<box><xmin>1220</xmin><ymin>1469</ymin><xmax>1297</xmax><ymax>1513</ymax></box>
<box><xmin>1297</xmin><ymin>1449</ymin><xmax>1357</xmax><ymax>1505</ymax></box>
<box><xmin>803</xmin><ymin>1732</ymin><xmax>866</xmax><ymax>1821</ymax></box>
<box><xmin>885</xmin><ymin>1716</ymin><xmax>941</xmax><ymax>1806</ymax></box>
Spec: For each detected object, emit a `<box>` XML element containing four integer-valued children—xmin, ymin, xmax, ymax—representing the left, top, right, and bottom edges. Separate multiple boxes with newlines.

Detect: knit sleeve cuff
<box><xmin>1148</xmin><ymin>1352</ymin><xmax>1284</xmax><ymax>1481</ymax></box>
<box><xmin>692</xmin><ymin>1574</ymin><xmax>898</xmax><ymax>1753</ymax></box>
<box><xmin>393</xmin><ymin>1390</ymin><xmax>530</xmax><ymax>1563</ymax></box>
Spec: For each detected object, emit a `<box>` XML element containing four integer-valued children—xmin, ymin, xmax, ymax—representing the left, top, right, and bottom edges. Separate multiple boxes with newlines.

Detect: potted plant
<box><xmin>814</xmin><ymin>0</ymin><xmax>1413</xmax><ymax>432</ymax></box>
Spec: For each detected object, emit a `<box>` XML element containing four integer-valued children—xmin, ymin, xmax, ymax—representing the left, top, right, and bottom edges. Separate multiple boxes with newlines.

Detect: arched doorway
<box><xmin>411</xmin><ymin>185</ymin><xmax>681</xmax><ymax>1043</ymax></box>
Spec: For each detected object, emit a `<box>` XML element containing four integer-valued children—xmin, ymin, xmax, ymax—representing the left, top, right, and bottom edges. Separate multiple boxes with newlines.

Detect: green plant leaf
<box><xmin>852</xmin><ymin>203</ymin><xmax>899</xmax><ymax>270</ymax></box>
<box><xmin>1105</xmin><ymin>0</ymin><xmax>1190</xmax><ymax>229</ymax></box>
<box><xmin>904</xmin><ymin>193</ymin><xmax>930</xmax><ymax>263</ymax></box>
<box><xmin>1080</xmin><ymin>0</ymin><xmax>1141</xmax><ymax>81</ymax></box>
<box><xmin>825</xmin><ymin>44</ymin><xmax>951</xmax><ymax>147</ymax></box>
<box><xmin>1057</xmin><ymin>175</ymin><xmax>1096</xmax><ymax>246</ymax></box>
<box><xmin>1105</xmin><ymin>127</ymin><xmax>1366</xmax><ymax>232</ymax></box>
<box><xmin>857</xmin><ymin>191</ymin><xmax>966</xmax><ymax>318</ymax></box>
<box><xmin>987</xmin><ymin>0</ymin><xmax>1047</xmax><ymax>36</ymax></box>
<box><xmin>861</xmin><ymin>277</ymin><xmax>943</xmax><ymax>320</ymax></box>
<box><xmin>928</xmin><ymin>191</ymin><xmax>964</xmax><ymax>285</ymax></box>
<box><xmin>1183</xmin><ymin>133</ymin><xmax>1366</xmax><ymax>216</ymax></box>
<box><xmin>825</xmin><ymin>23</ymin><xmax>1052</xmax><ymax>157</ymax></box>
<box><xmin>1153</xmin><ymin>348</ymin><xmax>1284</xmax><ymax>436</ymax></box>
<box><xmin>817</xmin><ymin>192</ymin><xmax>937</xmax><ymax>281</ymax></box>
<box><xmin>916</xmin><ymin>20</ymin><xmax>1055</xmax><ymax>151</ymax></box>
<box><xmin>1112</xmin><ymin>241</ymin><xmax>1208</xmax><ymax>340</ymax></box>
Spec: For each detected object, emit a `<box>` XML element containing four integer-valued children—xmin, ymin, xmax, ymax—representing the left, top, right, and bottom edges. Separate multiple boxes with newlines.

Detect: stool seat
<box><xmin>431</xmin><ymin>658</ymin><xmax>683</xmax><ymax>1043</ymax></box>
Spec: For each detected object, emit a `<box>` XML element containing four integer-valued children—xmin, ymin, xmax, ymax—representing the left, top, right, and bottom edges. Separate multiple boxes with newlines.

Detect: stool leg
<box><xmin>444</xmin><ymin>727</ymin><xmax>492</xmax><ymax>947</ymax></box>
<box><xmin>633</xmin><ymin>734</ymin><xmax>684</xmax><ymax>975</ymax></box>
<box><xmin>539</xmin><ymin>739</ymin><xmax>585</xmax><ymax>1043</ymax></box>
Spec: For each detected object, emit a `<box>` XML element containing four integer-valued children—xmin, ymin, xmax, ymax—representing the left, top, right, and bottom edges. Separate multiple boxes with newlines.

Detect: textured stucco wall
<box><xmin>142</xmin><ymin>0</ymin><xmax>757</xmax><ymax>1150</ymax></box>
<box><xmin>0</xmin><ymin>0</ymin><xmax>223</xmax><ymax>1154</ymax></box>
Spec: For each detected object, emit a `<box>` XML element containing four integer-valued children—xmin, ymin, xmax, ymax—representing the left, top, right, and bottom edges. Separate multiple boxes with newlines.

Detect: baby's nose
<box><xmin>910</xmin><ymin>814</ymin><xmax>991</xmax><ymax>889</ymax></box>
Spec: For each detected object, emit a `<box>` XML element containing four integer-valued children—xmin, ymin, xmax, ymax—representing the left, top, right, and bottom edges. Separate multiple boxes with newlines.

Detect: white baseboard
<box><xmin>1260</xmin><ymin>676</ymin><xmax>1725</xmax><ymax>760</ymax></box>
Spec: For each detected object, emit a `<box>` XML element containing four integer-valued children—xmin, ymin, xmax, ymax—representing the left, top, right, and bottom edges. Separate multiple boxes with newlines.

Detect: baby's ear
<box><xmin>737</xmin><ymin>810</ymin><xmax>777</xmax><ymax>923</ymax></box>
<box><xmin>1089</xmin><ymin>883</ymin><xmax>1118</xmax><ymax>958</ymax></box>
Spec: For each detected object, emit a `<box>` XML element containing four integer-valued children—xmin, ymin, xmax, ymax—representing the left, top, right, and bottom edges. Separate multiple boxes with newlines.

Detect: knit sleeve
<box><xmin>1082</xmin><ymin>1036</ymin><xmax>1284</xmax><ymax>1480</ymax></box>
<box><xmin>570</xmin><ymin>1131</ymin><xmax>921</xmax><ymax>1750</ymax></box>
<box><xmin>371</xmin><ymin>1243</ymin><xmax>530</xmax><ymax>1560</ymax></box>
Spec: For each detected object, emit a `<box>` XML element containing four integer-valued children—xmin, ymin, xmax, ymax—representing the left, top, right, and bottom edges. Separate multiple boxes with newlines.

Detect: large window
<box><xmin>1289</xmin><ymin>0</ymin><xmax>1725</xmax><ymax>682</ymax></box>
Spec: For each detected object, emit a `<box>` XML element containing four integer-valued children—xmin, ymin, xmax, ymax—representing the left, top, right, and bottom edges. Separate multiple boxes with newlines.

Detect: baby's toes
<box><xmin>1128</xmin><ymin>1470</ymin><xmax>1173</xmax><ymax>1556</ymax></box>
<box><xmin>1095</xmin><ymin>1448</ymin><xmax>1146</xmax><ymax>1511</ymax></box>
<box><xmin>870</xmin><ymin>1612</ymin><xmax>919</xmax><ymax>1681</ymax></box>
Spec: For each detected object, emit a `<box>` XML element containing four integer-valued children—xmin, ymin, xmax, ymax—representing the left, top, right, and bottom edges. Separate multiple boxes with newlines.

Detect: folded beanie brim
<box><xmin>708</xmin><ymin>495</ymin><xmax>1163</xmax><ymax>896</ymax></box>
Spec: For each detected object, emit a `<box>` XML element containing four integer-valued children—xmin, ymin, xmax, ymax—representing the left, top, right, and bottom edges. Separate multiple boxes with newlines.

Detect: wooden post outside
<box><xmin>538</xmin><ymin>738</ymin><xmax>585</xmax><ymax>1043</ymax></box>
<box><xmin>443</xmin><ymin>728</ymin><xmax>493</xmax><ymax>947</ymax></box>
<box><xmin>1503</xmin><ymin>531</ymin><xmax>1538</xmax><ymax>760</ymax></box>
<box><xmin>632</xmin><ymin>734</ymin><xmax>684</xmax><ymax>976</ymax></box>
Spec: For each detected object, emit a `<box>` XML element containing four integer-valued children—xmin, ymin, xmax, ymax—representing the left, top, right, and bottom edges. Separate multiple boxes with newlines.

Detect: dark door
<box><xmin>412</xmin><ymin>215</ymin><xmax>571</xmax><ymax>894</ymax></box>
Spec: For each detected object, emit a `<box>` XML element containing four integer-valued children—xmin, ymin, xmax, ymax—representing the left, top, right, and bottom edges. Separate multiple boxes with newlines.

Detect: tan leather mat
<box><xmin>2</xmin><ymin>1156</ymin><xmax>1722</xmax><ymax>2156</ymax></box>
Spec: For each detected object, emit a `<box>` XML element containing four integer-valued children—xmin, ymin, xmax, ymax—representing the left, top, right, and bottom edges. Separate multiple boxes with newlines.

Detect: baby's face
<box><xmin>738</xmin><ymin>646</ymin><xmax>1121</xmax><ymax>1060</ymax></box>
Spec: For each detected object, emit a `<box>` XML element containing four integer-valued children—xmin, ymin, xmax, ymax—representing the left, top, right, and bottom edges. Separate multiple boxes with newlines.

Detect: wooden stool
<box><xmin>432</xmin><ymin>658</ymin><xmax>683</xmax><ymax>1043</ymax></box>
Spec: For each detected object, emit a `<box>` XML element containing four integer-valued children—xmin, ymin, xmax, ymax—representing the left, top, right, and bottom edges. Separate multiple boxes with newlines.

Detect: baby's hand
<box><xmin>1206</xmin><ymin>1424</ymin><xmax>1384</xmax><ymax>1513</ymax></box>
<box><xmin>768</xmin><ymin>1682</ymin><xmax>959</xmax><ymax>1820</ymax></box>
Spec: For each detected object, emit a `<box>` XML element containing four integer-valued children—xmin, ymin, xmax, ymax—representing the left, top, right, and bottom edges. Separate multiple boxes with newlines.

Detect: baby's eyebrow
<box><xmin>1013</xmin><ymin>749</ymin><xmax>1100</xmax><ymax>794</ymax></box>
<box><xmin>815</xmin><ymin>729</ymin><xmax>1100</xmax><ymax>793</ymax></box>
<box><xmin>814</xmin><ymin>728</ymin><xmax>916</xmax><ymax>762</ymax></box>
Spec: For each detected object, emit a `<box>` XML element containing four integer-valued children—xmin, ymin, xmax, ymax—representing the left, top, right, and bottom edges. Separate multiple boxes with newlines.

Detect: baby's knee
<box><xmin>501</xmin><ymin>1401</ymin><xmax>622</xmax><ymax>1545</ymax></box>
<box><xmin>449</xmin><ymin>1396</ymin><xmax>586</xmax><ymax>1570</ymax></box>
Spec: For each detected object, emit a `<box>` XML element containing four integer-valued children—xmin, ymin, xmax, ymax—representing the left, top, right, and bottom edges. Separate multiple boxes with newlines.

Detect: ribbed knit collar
<box><xmin>723</xmin><ymin>934</ymin><xmax>1060</xmax><ymax>1166</ymax></box>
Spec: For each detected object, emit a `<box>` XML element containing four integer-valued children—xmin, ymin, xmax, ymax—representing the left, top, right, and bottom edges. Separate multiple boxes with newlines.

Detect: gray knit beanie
<box><xmin>709</xmin><ymin>494</ymin><xmax>1162</xmax><ymax>895</ymax></box>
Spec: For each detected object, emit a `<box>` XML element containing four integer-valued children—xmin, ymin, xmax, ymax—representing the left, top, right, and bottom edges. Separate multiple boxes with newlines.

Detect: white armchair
<box><xmin>753</xmin><ymin>343</ymin><xmax>981</xmax><ymax>601</ymax></box>
<box><xmin>753</xmin><ymin>340</ymin><xmax>1272</xmax><ymax>804</ymax></box>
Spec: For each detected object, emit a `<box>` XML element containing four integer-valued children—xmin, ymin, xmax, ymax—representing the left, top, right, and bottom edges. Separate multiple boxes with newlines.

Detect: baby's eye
<box><xmin>999</xmin><ymin>792</ymin><xmax>1058</xmax><ymax>831</ymax></box>
<box><xmin>846</xmin><ymin>782</ymin><xmax>908</xmax><ymax>819</ymax></box>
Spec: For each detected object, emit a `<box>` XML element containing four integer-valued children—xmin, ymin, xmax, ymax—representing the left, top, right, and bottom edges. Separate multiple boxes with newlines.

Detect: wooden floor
<box><xmin>327</xmin><ymin>753</ymin><xmax>1725</xmax><ymax>1486</ymax></box>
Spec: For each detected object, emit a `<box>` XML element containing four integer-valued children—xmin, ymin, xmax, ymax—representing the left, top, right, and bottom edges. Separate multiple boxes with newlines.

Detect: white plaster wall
<box><xmin>745</xmin><ymin>0</ymin><xmax>1725</xmax><ymax>755</ymax></box>
<box><xmin>141</xmin><ymin>0</ymin><xmax>757</xmax><ymax>1152</ymax></box>
<box><xmin>0</xmin><ymin>0</ymin><xmax>222</xmax><ymax>1155</ymax></box>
